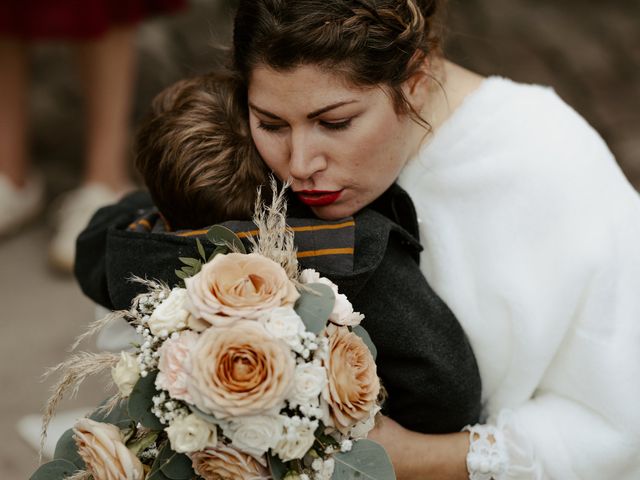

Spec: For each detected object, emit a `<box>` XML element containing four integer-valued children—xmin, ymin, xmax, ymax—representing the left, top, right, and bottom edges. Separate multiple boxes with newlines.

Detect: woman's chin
<box><xmin>310</xmin><ymin>204</ymin><xmax>354</xmax><ymax>221</ymax></box>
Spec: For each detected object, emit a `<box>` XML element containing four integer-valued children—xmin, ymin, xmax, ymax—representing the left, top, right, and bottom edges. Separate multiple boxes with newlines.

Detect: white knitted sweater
<box><xmin>398</xmin><ymin>76</ymin><xmax>640</xmax><ymax>479</ymax></box>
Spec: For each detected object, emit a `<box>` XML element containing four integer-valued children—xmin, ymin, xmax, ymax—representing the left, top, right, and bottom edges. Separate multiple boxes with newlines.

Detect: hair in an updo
<box><xmin>233</xmin><ymin>0</ymin><xmax>444</xmax><ymax>122</ymax></box>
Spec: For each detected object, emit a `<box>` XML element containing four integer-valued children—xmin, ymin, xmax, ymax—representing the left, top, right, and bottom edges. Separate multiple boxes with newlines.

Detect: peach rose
<box><xmin>187</xmin><ymin>321</ymin><xmax>295</xmax><ymax>418</ymax></box>
<box><xmin>73</xmin><ymin>418</ymin><xmax>143</xmax><ymax>480</ymax></box>
<box><xmin>185</xmin><ymin>253</ymin><xmax>299</xmax><ymax>327</ymax></box>
<box><xmin>191</xmin><ymin>444</ymin><xmax>270</xmax><ymax>480</ymax></box>
<box><xmin>156</xmin><ymin>330</ymin><xmax>199</xmax><ymax>404</ymax></box>
<box><xmin>322</xmin><ymin>325</ymin><xmax>380</xmax><ymax>433</ymax></box>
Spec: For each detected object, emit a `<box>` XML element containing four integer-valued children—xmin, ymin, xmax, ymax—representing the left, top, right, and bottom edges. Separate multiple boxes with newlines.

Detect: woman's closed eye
<box><xmin>320</xmin><ymin>118</ymin><xmax>352</xmax><ymax>131</ymax></box>
<box><xmin>258</xmin><ymin>121</ymin><xmax>286</xmax><ymax>132</ymax></box>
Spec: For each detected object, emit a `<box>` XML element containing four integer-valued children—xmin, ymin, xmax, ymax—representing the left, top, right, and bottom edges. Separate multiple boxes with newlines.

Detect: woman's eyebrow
<box><xmin>307</xmin><ymin>100</ymin><xmax>358</xmax><ymax>119</ymax></box>
<box><xmin>249</xmin><ymin>100</ymin><xmax>358</xmax><ymax>120</ymax></box>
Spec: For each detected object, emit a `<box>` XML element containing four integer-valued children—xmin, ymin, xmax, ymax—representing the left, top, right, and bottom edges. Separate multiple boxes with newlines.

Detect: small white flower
<box><xmin>340</xmin><ymin>439</ymin><xmax>353</xmax><ymax>452</ymax></box>
<box><xmin>111</xmin><ymin>352</ymin><xmax>140</xmax><ymax>397</ymax></box>
<box><xmin>273</xmin><ymin>416</ymin><xmax>318</xmax><ymax>462</ymax></box>
<box><xmin>166</xmin><ymin>413</ymin><xmax>217</xmax><ymax>453</ymax></box>
<box><xmin>317</xmin><ymin>458</ymin><xmax>335</xmax><ymax>480</ymax></box>
<box><xmin>260</xmin><ymin>306</ymin><xmax>306</xmax><ymax>348</ymax></box>
<box><xmin>223</xmin><ymin>415</ymin><xmax>283</xmax><ymax>458</ymax></box>
<box><xmin>288</xmin><ymin>362</ymin><xmax>327</xmax><ymax>409</ymax></box>
<box><xmin>147</xmin><ymin>288</ymin><xmax>189</xmax><ymax>336</ymax></box>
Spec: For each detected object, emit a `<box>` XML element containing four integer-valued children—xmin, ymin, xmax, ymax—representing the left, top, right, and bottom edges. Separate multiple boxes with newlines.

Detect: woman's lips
<box><xmin>295</xmin><ymin>190</ymin><xmax>343</xmax><ymax>207</ymax></box>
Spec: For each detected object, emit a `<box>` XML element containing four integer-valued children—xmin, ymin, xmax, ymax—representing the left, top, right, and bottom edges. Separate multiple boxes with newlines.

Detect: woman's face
<box><xmin>248</xmin><ymin>64</ymin><xmax>419</xmax><ymax>220</ymax></box>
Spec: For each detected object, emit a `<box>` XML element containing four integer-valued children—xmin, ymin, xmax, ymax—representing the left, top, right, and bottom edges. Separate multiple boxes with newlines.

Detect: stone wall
<box><xmin>29</xmin><ymin>0</ymin><xmax>639</xmax><ymax>193</ymax></box>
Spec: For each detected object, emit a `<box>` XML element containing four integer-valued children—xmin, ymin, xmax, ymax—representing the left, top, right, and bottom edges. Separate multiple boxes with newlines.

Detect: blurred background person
<box><xmin>0</xmin><ymin>0</ymin><xmax>186</xmax><ymax>272</ymax></box>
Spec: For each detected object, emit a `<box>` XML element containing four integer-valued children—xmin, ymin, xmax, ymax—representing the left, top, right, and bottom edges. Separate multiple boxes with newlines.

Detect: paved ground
<box><xmin>1</xmin><ymin>1</ymin><xmax>638</xmax><ymax>478</ymax></box>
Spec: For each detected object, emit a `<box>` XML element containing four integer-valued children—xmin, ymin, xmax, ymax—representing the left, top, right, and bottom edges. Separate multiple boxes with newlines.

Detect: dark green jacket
<box><xmin>75</xmin><ymin>185</ymin><xmax>482</xmax><ymax>434</ymax></box>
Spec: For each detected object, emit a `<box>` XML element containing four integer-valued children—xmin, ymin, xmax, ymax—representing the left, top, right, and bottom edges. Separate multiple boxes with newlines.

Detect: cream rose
<box><xmin>288</xmin><ymin>361</ymin><xmax>327</xmax><ymax>408</ymax></box>
<box><xmin>273</xmin><ymin>417</ymin><xmax>318</xmax><ymax>462</ymax></box>
<box><xmin>191</xmin><ymin>444</ymin><xmax>270</xmax><ymax>480</ymax></box>
<box><xmin>156</xmin><ymin>330</ymin><xmax>198</xmax><ymax>403</ymax></box>
<box><xmin>223</xmin><ymin>415</ymin><xmax>282</xmax><ymax>457</ymax></box>
<box><xmin>166</xmin><ymin>413</ymin><xmax>217</xmax><ymax>453</ymax></box>
<box><xmin>260</xmin><ymin>306</ymin><xmax>305</xmax><ymax>348</ymax></box>
<box><xmin>187</xmin><ymin>321</ymin><xmax>295</xmax><ymax>418</ymax></box>
<box><xmin>322</xmin><ymin>326</ymin><xmax>380</xmax><ymax>433</ymax></box>
<box><xmin>185</xmin><ymin>253</ymin><xmax>299</xmax><ymax>327</ymax></box>
<box><xmin>111</xmin><ymin>352</ymin><xmax>140</xmax><ymax>397</ymax></box>
<box><xmin>73</xmin><ymin>418</ymin><xmax>143</xmax><ymax>480</ymax></box>
<box><xmin>148</xmin><ymin>288</ymin><xmax>189</xmax><ymax>336</ymax></box>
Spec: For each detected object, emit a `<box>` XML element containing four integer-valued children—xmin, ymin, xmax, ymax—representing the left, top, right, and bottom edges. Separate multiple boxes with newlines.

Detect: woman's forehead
<box><xmin>248</xmin><ymin>64</ymin><xmax>377</xmax><ymax>112</ymax></box>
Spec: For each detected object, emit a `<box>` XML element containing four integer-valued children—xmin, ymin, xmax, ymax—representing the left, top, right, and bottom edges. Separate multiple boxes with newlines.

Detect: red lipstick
<box><xmin>295</xmin><ymin>190</ymin><xmax>343</xmax><ymax>207</ymax></box>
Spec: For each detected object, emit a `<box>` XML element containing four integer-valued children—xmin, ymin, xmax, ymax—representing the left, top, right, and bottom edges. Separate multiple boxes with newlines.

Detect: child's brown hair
<box><xmin>135</xmin><ymin>72</ymin><xmax>269</xmax><ymax>230</ymax></box>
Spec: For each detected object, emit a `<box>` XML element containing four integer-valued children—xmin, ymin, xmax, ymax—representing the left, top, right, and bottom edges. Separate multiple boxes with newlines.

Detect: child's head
<box><xmin>135</xmin><ymin>72</ymin><xmax>269</xmax><ymax>230</ymax></box>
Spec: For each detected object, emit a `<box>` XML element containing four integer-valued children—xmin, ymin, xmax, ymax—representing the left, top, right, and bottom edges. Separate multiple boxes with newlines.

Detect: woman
<box><xmin>231</xmin><ymin>0</ymin><xmax>640</xmax><ymax>478</ymax></box>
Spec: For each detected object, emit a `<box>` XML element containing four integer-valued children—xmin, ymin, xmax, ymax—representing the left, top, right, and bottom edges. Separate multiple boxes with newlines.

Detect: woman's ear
<box><xmin>402</xmin><ymin>57</ymin><xmax>431</xmax><ymax>111</ymax></box>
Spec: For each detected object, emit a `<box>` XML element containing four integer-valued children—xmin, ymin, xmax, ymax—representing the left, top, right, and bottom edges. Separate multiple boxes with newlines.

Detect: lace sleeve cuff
<box><xmin>464</xmin><ymin>411</ymin><xmax>547</xmax><ymax>480</ymax></box>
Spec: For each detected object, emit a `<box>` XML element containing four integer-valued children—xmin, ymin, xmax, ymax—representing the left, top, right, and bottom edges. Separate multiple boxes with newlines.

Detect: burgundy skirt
<box><xmin>0</xmin><ymin>0</ymin><xmax>187</xmax><ymax>40</ymax></box>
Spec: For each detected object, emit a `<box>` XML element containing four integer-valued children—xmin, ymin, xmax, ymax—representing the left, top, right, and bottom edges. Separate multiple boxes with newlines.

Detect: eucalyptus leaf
<box><xmin>294</xmin><ymin>283</ymin><xmax>335</xmax><ymax>334</ymax></box>
<box><xmin>196</xmin><ymin>238</ymin><xmax>207</xmax><ymax>261</ymax></box>
<box><xmin>148</xmin><ymin>441</ymin><xmax>194</xmax><ymax>480</ymax></box>
<box><xmin>178</xmin><ymin>257</ymin><xmax>201</xmax><ymax>268</ymax></box>
<box><xmin>161</xmin><ymin>450</ymin><xmax>195</xmax><ymax>480</ymax></box>
<box><xmin>351</xmin><ymin>325</ymin><xmax>377</xmax><ymax>360</ymax></box>
<box><xmin>189</xmin><ymin>405</ymin><xmax>225</xmax><ymax>426</ymax></box>
<box><xmin>268</xmin><ymin>453</ymin><xmax>289</xmax><ymax>480</ymax></box>
<box><xmin>209</xmin><ymin>245</ymin><xmax>227</xmax><ymax>261</ymax></box>
<box><xmin>206</xmin><ymin>225</ymin><xmax>246</xmax><ymax>254</ymax></box>
<box><xmin>128</xmin><ymin>430</ymin><xmax>159</xmax><ymax>456</ymax></box>
<box><xmin>52</xmin><ymin>429</ymin><xmax>85</xmax><ymax>470</ymax></box>
<box><xmin>90</xmin><ymin>398</ymin><xmax>132</xmax><ymax>428</ymax></box>
<box><xmin>128</xmin><ymin>371</ymin><xmax>163</xmax><ymax>430</ymax></box>
<box><xmin>30</xmin><ymin>459</ymin><xmax>78</xmax><ymax>480</ymax></box>
<box><xmin>175</xmin><ymin>269</ymin><xmax>188</xmax><ymax>280</ymax></box>
<box><xmin>332</xmin><ymin>439</ymin><xmax>396</xmax><ymax>480</ymax></box>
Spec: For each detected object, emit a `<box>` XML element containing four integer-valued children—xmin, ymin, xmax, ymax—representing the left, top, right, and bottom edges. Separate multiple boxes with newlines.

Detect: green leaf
<box><xmin>209</xmin><ymin>246</ymin><xmax>227</xmax><ymax>262</ymax></box>
<box><xmin>178</xmin><ymin>257</ymin><xmax>201</xmax><ymax>268</ymax></box>
<box><xmin>332</xmin><ymin>439</ymin><xmax>396</xmax><ymax>480</ymax></box>
<box><xmin>175</xmin><ymin>269</ymin><xmax>188</xmax><ymax>280</ymax></box>
<box><xmin>30</xmin><ymin>459</ymin><xmax>78</xmax><ymax>480</ymax></box>
<box><xmin>149</xmin><ymin>441</ymin><xmax>194</xmax><ymax>480</ymax></box>
<box><xmin>127</xmin><ymin>430</ymin><xmax>159</xmax><ymax>456</ymax></box>
<box><xmin>294</xmin><ymin>283</ymin><xmax>335</xmax><ymax>334</ymax></box>
<box><xmin>89</xmin><ymin>398</ymin><xmax>132</xmax><ymax>428</ymax></box>
<box><xmin>52</xmin><ymin>429</ymin><xmax>85</xmax><ymax>470</ymax></box>
<box><xmin>127</xmin><ymin>371</ymin><xmax>164</xmax><ymax>431</ymax></box>
<box><xmin>268</xmin><ymin>453</ymin><xmax>289</xmax><ymax>480</ymax></box>
<box><xmin>196</xmin><ymin>238</ymin><xmax>207</xmax><ymax>261</ymax></box>
<box><xmin>206</xmin><ymin>225</ymin><xmax>246</xmax><ymax>254</ymax></box>
<box><xmin>351</xmin><ymin>325</ymin><xmax>377</xmax><ymax>360</ymax></box>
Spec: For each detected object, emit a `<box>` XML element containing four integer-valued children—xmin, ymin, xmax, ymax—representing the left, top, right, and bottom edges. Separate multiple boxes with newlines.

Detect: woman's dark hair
<box><xmin>232</xmin><ymin>0</ymin><xmax>444</xmax><ymax>120</ymax></box>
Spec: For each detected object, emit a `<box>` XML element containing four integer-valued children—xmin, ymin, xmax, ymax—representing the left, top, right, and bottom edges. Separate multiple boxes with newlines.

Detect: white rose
<box><xmin>148</xmin><ymin>288</ymin><xmax>189</xmax><ymax>336</ymax></box>
<box><xmin>299</xmin><ymin>270</ymin><xmax>362</xmax><ymax>327</ymax></box>
<box><xmin>166</xmin><ymin>414</ymin><xmax>217</xmax><ymax>453</ymax></box>
<box><xmin>288</xmin><ymin>362</ymin><xmax>326</xmax><ymax>408</ymax></box>
<box><xmin>274</xmin><ymin>417</ymin><xmax>318</xmax><ymax>462</ymax></box>
<box><xmin>349</xmin><ymin>405</ymin><xmax>381</xmax><ymax>440</ymax></box>
<box><xmin>223</xmin><ymin>415</ymin><xmax>282</xmax><ymax>458</ymax></box>
<box><xmin>111</xmin><ymin>352</ymin><xmax>140</xmax><ymax>397</ymax></box>
<box><xmin>260</xmin><ymin>307</ymin><xmax>305</xmax><ymax>348</ymax></box>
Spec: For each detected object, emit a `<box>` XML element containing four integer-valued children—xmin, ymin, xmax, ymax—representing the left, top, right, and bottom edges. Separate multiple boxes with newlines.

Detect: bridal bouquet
<box><xmin>32</xmin><ymin>190</ymin><xmax>395</xmax><ymax>480</ymax></box>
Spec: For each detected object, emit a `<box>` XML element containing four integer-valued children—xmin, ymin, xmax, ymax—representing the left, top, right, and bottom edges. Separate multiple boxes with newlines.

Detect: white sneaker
<box><xmin>0</xmin><ymin>173</ymin><xmax>45</xmax><ymax>237</ymax></box>
<box><xmin>48</xmin><ymin>183</ymin><xmax>122</xmax><ymax>273</ymax></box>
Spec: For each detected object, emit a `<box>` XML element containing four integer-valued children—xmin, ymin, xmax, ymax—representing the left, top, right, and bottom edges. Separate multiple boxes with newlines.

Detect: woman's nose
<box><xmin>288</xmin><ymin>130</ymin><xmax>326</xmax><ymax>181</ymax></box>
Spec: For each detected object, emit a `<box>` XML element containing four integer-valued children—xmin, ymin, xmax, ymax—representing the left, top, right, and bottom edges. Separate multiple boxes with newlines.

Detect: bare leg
<box><xmin>0</xmin><ymin>38</ymin><xmax>29</xmax><ymax>187</ymax></box>
<box><xmin>74</xmin><ymin>25</ymin><xmax>136</xmax><ymax>191</ymax></box>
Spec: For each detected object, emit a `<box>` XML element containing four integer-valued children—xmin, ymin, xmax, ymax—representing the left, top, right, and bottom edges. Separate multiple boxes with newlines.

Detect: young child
<box><xmin>75</xmin><ymin>72</ymin><xmax>482</xmax><ymax>435</ymax></box>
